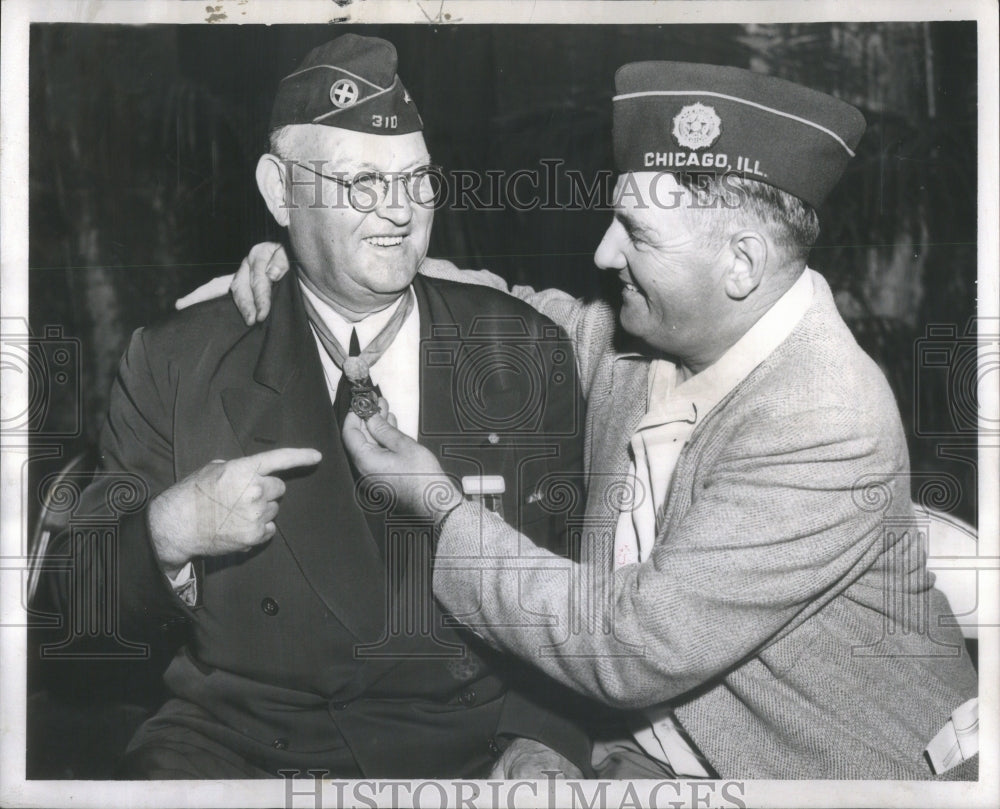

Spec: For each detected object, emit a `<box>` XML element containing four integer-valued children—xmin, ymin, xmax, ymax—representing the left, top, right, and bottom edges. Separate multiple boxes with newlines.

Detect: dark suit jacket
<box><xmin>44</xmin><ymin>272</ymin><xmax>589</xmax><ymax>777</ymax></box>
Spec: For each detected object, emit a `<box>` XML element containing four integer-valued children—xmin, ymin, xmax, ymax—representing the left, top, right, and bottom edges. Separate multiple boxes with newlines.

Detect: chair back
<box><xmin>914</xmin><ymin>503</ymin><xmax>979</xmax><ymax>640</ymax></box>
<box><xmin>28</xmin><ymin>450</ymin><xmax>94</xmax><ymax>604</ymax></box>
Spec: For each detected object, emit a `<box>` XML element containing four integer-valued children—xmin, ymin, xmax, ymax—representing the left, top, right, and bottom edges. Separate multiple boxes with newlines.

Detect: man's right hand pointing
<box><xmin>148</xmin><ymin>447</ymin><xmax>322</xmax><ymax>577</ymax></box>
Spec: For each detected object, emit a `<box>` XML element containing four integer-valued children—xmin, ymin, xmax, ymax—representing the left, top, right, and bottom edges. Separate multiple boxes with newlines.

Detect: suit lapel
<box><xmin>413</xmin><ymin>275</ymin><xmax>462</xmax><ymax>474</ymax></box>
<box><xmin>412</xmin><ymin>275</ymin><xmax>523</xmax><ymax>477</ymax></box>
<box><xmin>220</xmin><ymin>275</ymin><xmax>387</xmax><ymax>642</ymax></box>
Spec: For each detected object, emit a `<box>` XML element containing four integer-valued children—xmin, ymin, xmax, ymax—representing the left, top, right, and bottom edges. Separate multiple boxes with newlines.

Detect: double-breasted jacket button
<box><xmin>261</xmin><ymin>597</ymin><xmax>279</xmax><ymax>616</ymax></box>
<box><xmin>331</xmin><ymin>700</ymin><xmax>350</xmax><ymax>711</ymax></box>
<box><xmin>459</xmin><ymin>689</ymin><xmax>476</xmax><ymax>706</ymax></box>
<box><xmin>272</xmin><ymin>737</ymin><xmax>288</xmax><ymax>750</ymax></box>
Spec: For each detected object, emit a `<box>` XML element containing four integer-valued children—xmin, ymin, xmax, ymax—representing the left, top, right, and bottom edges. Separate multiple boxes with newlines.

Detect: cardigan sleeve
<box><xmin>433</xmin><ymin>402</ymin><xmax>909</xmax><ymax>709</ymax></box>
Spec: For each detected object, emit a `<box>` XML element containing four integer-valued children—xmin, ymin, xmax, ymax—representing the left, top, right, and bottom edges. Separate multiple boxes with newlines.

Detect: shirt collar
<box><xmin>640</xmin><ymin>267</ymin><xmax>816</xmax><ymax>430</ymax></box>
<box><xmin>299</xmin><ymin>280</ymin><xmax>409</xmax><ymax>352</ymax></box>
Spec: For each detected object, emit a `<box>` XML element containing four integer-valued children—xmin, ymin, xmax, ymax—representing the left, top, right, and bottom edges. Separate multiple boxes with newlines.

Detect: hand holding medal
<box><xmin>342</xmin><ymin>406</ymin><xmax>461</xmax><ymax>523</ymax></box>
<box><xmin>342</xmin><ymin>357</ymin><xmax>380</xmax><ymax>421</ymax></box>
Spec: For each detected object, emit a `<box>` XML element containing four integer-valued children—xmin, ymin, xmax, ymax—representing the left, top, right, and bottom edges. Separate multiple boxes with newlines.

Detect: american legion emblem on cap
<box><xmin>270</xmin><ymin>34</ymin><xmax>423</xmax><ymax>135</ymax></box>
<box><xmin>671</xmin><ymin>102</ymin><xmax>722</xmax><ymax>150</ymax></box>
<box><xmin>612</xmin><ymin>61</ymin><xmax>867</xmax><ymax>209</ymax></box>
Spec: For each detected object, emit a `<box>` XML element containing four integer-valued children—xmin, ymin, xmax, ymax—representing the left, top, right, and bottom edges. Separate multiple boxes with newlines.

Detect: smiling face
<box><xmin>594</xmin><ymin>172</ymin><xmax>732</xmax><ymax>368</ymax></box>
<box><xmin>262</xmin><ymin>125</ymin><xmax>434</xmax><ymax>318</ymax></box>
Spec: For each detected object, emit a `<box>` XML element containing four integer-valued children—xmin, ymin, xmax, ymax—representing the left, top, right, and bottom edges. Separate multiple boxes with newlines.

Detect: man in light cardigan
<box><xmin>198</xmin><ymin>61</ymin><xmax>978</xmax><ymax>779</ymax></box>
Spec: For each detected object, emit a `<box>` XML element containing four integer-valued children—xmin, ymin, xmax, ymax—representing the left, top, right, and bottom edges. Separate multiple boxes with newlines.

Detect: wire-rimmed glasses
<box><xmin>285</xmin><ymin>161</ymin><xmax>444</xmax><ymax>213</ymax></box>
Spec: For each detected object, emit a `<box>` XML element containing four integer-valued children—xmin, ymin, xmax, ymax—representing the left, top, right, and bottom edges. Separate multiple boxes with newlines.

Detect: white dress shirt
<box><xmin>300</xmin><ymin>282</ymin><xmax>421</xmax><ymax>440</ymax></box>
<box><xmin>613</xmin><ymin>268</ymin><xmax>817</xmax><ymax>776</ymax></box>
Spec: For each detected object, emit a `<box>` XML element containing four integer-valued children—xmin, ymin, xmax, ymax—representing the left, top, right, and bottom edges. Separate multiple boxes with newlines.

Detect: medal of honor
<box><xmin>349</xmin><ymin>379</ymin><xmax>380</xmax><ymax>420</ymax></box>
<box><xmin>343</xmin><ymin>357</ymin><xmax>380</xmax><ymax>420</ymax></box>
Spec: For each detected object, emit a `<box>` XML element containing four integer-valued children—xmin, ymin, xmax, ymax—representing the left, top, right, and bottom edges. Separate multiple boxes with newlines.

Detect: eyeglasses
<box><xmin>284</xmin><ymin>160</ymin><xmax>443</xmax><ymax>213</ymax></box>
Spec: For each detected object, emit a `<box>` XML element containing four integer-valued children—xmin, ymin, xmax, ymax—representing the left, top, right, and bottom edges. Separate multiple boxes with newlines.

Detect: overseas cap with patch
<box><xmin>613</xmin><ymin>61</ymin><xmax>866</xmax><ymax>209</ymax></box>
<box><xmin>270</xmin><ymin>34</ymin><xmax>422</xmax><ymax>134</ymax></box>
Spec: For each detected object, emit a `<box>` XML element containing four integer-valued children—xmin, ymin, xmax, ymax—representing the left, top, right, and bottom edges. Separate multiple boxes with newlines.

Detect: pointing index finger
<box><xmin>241</xmin><ymin>447</ymin><xmax>323</xmax><ymax>476</ymax></box>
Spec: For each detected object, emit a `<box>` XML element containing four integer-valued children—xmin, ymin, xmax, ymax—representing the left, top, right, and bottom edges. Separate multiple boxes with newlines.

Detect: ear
<box><xmin>256</xmin><ymin>154</ymin><xmax>291</xmax><ymax>228</ymax></box>
<box><xmin>723</xmin><ymin>229</ymin><xmax>768</xmax><ymax>299</ymax></box>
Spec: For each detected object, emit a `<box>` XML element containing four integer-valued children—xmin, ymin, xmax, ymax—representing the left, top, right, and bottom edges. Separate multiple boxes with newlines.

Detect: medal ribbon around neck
<box><xmin>300</xmin><ymin>279</ymin><xmax>415</xmax><ymax>420</ymax></box>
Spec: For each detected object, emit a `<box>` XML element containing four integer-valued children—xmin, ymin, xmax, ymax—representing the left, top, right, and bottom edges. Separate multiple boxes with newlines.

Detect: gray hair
<box><xmin>678</xmin><ymin>173</ymin><xmax>820</xmax><ymax>267</ymax></box>
<box><xmin>268</xmin><ymin>125</ymin><xmax>300</xmax><ymax>159</ymax></box>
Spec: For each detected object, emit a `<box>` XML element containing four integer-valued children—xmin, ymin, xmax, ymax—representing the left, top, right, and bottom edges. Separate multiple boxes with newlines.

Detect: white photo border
<box><xmin>2</xmin><ymin>1</ymin><xmax>997</xmax><ymax>807</ymax></box>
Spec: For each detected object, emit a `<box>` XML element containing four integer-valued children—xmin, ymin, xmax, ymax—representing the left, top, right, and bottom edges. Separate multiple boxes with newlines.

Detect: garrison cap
<box><xmin>270</xmin><ymin>34</ymin><xmax>422</xmax><ymax>134</ymax></box>
<box><xmin>613</xmin><ymin>61</ymin><xmax>866</xmax><ymax>209</ymax></box>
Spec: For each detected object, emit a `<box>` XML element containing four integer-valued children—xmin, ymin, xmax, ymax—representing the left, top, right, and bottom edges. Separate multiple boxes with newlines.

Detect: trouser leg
<box><xmin>118</xmin><ymin>698</ymin><xmax>272</xmax><ymax>779</ymax></box>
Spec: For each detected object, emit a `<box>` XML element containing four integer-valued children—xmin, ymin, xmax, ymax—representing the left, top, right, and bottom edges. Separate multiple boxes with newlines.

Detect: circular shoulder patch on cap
<box><xmin>330</xmin><ymin>78</ymin><xmax>360</xmax><ymax>109</ymax></box>
<box><xmin>672</xmin><ymin>102</ymin><xmax>722</xmax><ymax>150</ymax></box>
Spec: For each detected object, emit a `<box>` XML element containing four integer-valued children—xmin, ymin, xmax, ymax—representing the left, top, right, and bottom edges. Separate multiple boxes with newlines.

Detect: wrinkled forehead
<box><xmin>277</xmin><ymin>124</ymin><xmax>430</xmax><ymax>172</ymax></box>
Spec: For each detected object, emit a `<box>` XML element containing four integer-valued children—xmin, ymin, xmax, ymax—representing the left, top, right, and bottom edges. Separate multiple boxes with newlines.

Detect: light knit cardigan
<box><xmin>419</xmin><ymin>259</ymin><xmax>977</xmax><ymax>779</ymax></box>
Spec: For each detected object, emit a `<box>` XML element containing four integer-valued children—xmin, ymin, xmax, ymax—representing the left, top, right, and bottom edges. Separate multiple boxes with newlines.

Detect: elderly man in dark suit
<box><xmin>42</xmin><ymin>34</ymin><xmax>589</xmax><ymax>779</ymax></box>
<box><xmin>230</xmin><ymin>61</ymin><xmax>977</xmax><ymax>779</ymax></box>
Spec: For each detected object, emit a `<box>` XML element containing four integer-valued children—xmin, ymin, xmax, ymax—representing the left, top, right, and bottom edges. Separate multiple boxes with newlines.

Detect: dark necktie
<box><xmin>333</xmin><ymin>328</ymin><xmax>385</xmax><ymax>429</ymax></box>
<box><xmin>333</xmin><ymin>328</ymin><xmax>362</xmax><ymax>429</ymax></box>
<box><xmin>332</xmin><ymin>328</ymin><xmax>388</xmax><ymax>557</ymax></box>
